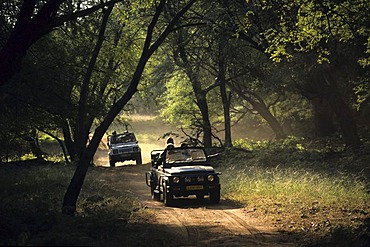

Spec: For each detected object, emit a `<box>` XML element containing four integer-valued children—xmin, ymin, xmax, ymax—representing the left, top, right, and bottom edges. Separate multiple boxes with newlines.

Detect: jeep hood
<box><xmin>164</xmin><ymin>165</ymin><xmax>215</xmax><ymax>175</ymax></box>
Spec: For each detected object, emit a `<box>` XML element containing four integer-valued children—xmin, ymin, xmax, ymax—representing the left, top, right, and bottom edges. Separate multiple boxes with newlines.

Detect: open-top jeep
<box><xmin>107</xmin><ymin>131</ymin><xmax>142</xmax><ymax>167</ymax></box>
<box><xmin>146</xmin><ymin>146</ymin><xmax>221</xmax><ymax>206</ymax></box>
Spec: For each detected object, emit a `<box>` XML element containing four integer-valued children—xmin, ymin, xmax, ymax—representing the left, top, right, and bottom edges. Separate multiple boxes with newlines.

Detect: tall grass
<box><xmin>217</xmin><ymin>138</ymin><xmax>370</xmax><ymax>244</ymax></box>
<box><xmin>223</xmin><ymin>165</ymin><xmax>369</xmax><ymax>208</ymax></box>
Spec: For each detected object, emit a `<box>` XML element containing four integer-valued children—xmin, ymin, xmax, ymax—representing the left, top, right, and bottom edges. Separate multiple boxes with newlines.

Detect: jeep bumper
<box><xmin>109</xmin><ymin>152</ymin><xmax>141</xmax><ymax>162</ymax></box>
<box><xmin>166</xmin><ymin>184</ymin><xmax>220</xmax><ymax>197</ymax></box>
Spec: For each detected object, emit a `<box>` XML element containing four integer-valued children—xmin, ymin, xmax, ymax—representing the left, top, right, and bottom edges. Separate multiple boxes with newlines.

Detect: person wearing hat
<box><xmin>166</xmin><ymin>137</ymin><xmax>175</xmax><ymax>149</ymax></box>
<box><xmin>156</xmin><ymin>137</ymin><xmax>175</xmax><ymax>167</ymax></box>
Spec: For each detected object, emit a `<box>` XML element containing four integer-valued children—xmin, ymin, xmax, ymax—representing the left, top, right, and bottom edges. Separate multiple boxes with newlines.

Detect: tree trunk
<box><xmin>62</xmin><ymin>122</ymin><xmax>104</xmax><ymax>215</ymax></box>
<box><xmin>197</xmin><ymin>95</ymin><xmax>213</xmax><ymax>148</ymax></box>
<box><xmin>229</xmin><ymin>83</ymin><xmax>287</xmax><ymax>140</ymax></box>
<box><xmin>175</xmin><ymin>33</ymin><xmax>213</xmax><ymax>148</ymax></box>
<box><xmin>25</xmin><ymin>128</ymin><xmax>45</xmax><ymax>161</ymax></box>
<box><xmin>221</xmin><ymin>86</ymin><xmax>232</xmax><ymax>147</ymax></box>
<box><xmin>218</xmin><ymin>31</ymin><xmax>232</xmax><ymax>147</ymax></box>
<box><xmin>327</xmin><ymin>92</ymin><xmax>362</xmax><ymax>148</ymax></box>
<box><xmin>39</xmin><ymin>128</ymin><xmax>71</xmax><ymax>163</ymax></box>
<box><xmin>62</xmin><ymin>120</ymin><xmax>76</xmax><ymax>161</ymax></box>
<box><xmin>251</xmin><ymin>100</ymin><xmax>287</xmax><ymax>140</ymax></box>
<box><xmin>61</xmin><ymin>152</ymin><xmax>91</xmax><ymax>215</ymax></box>
<box><xmin>311</xmin><ymin>97</ymin><xmax>336</xmax><ymax>137</ymax></box>
<box><xmin>309</xmin><ymin>65</ymin><xmax>362</xmax><ymax>148</ymax></box>
<box><xmin>62</xmin><ymin>4</ymin><xmax>115</xmax><ymax>214</ymax></box>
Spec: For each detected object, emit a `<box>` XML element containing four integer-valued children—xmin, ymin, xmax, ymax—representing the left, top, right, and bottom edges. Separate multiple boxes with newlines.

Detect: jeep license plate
<box><xmin>186</xmin><ymin>185</ymin><xmax>203</xmax><ymax>190</ymax></box>
<box><xmin>120</xmin><ymin>153</ymin><xmax>130</xmax><ymax>157</ymax></box>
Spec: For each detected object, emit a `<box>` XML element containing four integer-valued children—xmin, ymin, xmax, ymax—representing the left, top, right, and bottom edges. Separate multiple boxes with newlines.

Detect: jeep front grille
<box><xmin>113</xmin><ymin>147</ymin><xmax>135</xmax><ymax>154</ymax></box>
<box><xmin>119</xmin><ymin>147</ymin><xmax>132</xmax><ymax>153</ymax></box>
<box><xmin>184</xmin><ymin>176</ymin><xmax>206</xmax><ymax>183</ymax></box>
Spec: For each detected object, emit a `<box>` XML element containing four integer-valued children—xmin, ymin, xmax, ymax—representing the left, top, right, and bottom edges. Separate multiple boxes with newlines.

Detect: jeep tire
<box><xmin>151</xmin><ymin>182</ymin><xmax>160</xmax><ymax>201</ymax></box>
<box><xmin>196</xmin><ymin>194</ymin><xmax>205</xmax><ymax>200</ymax></box>
<box><xmin>163</xmin><ymin>182</ymin><xmax>173</xmax><ymax>206</ymax></box>
<box><xmin>109</xmin><ymin>159</ymin><xmax>116</xmax><ymax>167</ymax></box>
<box><xmin>210</xmin><ymin>190</ymin><xmax>220</xmax><ymax>204</ymax></box>
<box><xmin>136</xmin><ymin>153</ymin><xmax>142</xmax><ymax>165</ymax></box>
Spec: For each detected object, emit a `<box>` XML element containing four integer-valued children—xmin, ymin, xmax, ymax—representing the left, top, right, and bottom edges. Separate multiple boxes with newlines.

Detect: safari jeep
<box><xmin>107</xmin><ymin>132</ymin><xmax>142</xmax><ymax>167</ymax></box>
<box><xmin>146</xmin><ymin>146</ymin><xmax>221</xmax><ymax>206</ymax></box>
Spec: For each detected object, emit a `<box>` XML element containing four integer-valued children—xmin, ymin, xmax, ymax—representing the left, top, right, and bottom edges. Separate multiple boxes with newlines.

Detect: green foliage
<box><xmin>0</xmin><ymin>0</ymin><xmax>156</xmax><ymax>160</ymax></box>
<box><xmin>159</xmin><ymin>72</ymin><xmax>199</xmax><ymax>127</ymax></box>
<box><xmin>233</xmin><ymin>136</ymin><xmax>307</xmax><ymax>153</ymax></box>
<box><xmin>354</xmin><ymin>81</ymin><xmax>370</xmax><ymax>110</ymax></box>
<box><xmin>260</xmin><ymin>0</ymin><xmax>370</xmax><ymax>65</ymax></box>
<box><xmin>358</xmin><ymin>37</ymin><xmax>370</xmax><ymax>67</ymax></box>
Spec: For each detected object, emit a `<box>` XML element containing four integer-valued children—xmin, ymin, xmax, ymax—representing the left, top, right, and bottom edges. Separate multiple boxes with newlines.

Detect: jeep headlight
<box><xmin>173</xmin><ymin>176</ymin><xmax>180</xmax><ymax>183</ymax></box>
<box><xmin>113</xmin><ymin>149</ymin><xmax>118</xmax><ymax>154</ymax></box>
<box><xmin>207</xmin><ymin>174</ymin><xmax>215</xmax><ymax>182</ymax></box>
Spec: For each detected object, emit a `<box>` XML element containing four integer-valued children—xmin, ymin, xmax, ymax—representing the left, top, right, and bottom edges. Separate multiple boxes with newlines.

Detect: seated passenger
<box><xmin>157</xmin><ymin>137</ymin><xmax>175</xmax><ymax>166</ymax></box>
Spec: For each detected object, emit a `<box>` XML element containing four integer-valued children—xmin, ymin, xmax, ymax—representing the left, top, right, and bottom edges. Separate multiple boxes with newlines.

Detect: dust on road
<box><xmin>88</xmin><ymin>159</ymin><xmax>300</xmax><ymax>247</ymax></box>
<box><xmin>89</xmin><ymin>116</ymin><xmax>300</xmax><ymax>246</ymax></box>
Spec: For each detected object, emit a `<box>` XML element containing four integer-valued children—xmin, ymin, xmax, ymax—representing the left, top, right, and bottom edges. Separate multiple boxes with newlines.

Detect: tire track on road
<box><xmin>155</xmin><ymin>207</ymin><xmax>200</xmax><ymax>246</ymax></box>
<box><xmin>91</xmin><ymin>163</ymin><xmax>298</xmax><ymax>247</ymax></box>
<box><xmin>212</xmin><ymin>210</ymin><xmax>255</xmax><ymax>235</ymax></box>
<box><xmin>223</xmin><ymin>210</ymin><xmax>264</xmax><ymax>238</ymax></box>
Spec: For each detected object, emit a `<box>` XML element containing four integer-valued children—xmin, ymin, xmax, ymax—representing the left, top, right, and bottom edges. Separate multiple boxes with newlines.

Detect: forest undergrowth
<box><xmin>216</xmin><ymin>137</ymin><xmax>370</xmax><ymax>247</ymax></box>
<box><xmin>0</xmin><ymin>137</ymin><xmax>369</xmax><ymax>246</ymax></box>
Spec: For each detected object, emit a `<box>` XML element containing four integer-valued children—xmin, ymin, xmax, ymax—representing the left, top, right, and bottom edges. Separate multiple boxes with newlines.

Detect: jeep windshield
<box><xmin>164</xmin><ymin>147</ymin><xmax>207</xmax><ymax>165</ymax></box>
<box><xmin>110</xmin><ymin>133</ymin><xmax>136</xmax><ymax>145</ymax></box>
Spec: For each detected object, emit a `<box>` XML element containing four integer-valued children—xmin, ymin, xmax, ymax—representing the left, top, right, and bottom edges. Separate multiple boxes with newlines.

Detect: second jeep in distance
<box><xmin>107</xmin><ymin>131</ymin><xmax>142</xmax><ymax>167</ymax></box>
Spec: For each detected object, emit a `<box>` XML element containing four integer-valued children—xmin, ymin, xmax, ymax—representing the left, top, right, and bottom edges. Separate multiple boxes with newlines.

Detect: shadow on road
<box><xmin>163</xmin><ymin>197</ymin><xmax>245</xmax><ymax>210</ymax></box>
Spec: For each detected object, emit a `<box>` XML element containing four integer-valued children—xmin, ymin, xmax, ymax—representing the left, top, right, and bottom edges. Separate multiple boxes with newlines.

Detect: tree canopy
<box><xmin>0</xmin><ymin>0</ymin><xmax>369</xmax><ymax>214</ymax></box>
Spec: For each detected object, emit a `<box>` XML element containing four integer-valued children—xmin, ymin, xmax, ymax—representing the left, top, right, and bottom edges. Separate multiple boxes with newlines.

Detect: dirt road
<box><xmin>88</xmin><ymin>160</ymin><xmax>300</xmax><ymax>247</ymax></box>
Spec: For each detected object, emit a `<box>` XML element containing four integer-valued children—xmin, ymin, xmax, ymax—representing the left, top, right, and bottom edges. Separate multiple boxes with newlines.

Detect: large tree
<box><xmin>160</xmin><ymin>0</ymin><xmax>291</xmax><ymax>145</ymax></box>
<box><xmin>0</xmin><ymin>0</ymin><xmax>122</xmax><ymax>87</ymax></box>
<box><xmin>0</xmin><ymin>0</ymin><xmax>197</xmax><ymax>215</ymax></box>
<box><xmin>220</xmin><ymin>0</ymin><xmax>368</xmax><ymax>148</ymax></box>
<box><xmin>262</xmin><ymin>0</ymin><xmax>368</xmax><ymax>148</ymax></box>
<box><xmin>165</xmin><ymin>0</ymin><xmax>235</xmax><ymax>147</ymax></box>
<box><xmin>172</xmin><ymin>31</ymin><xmax>215</xmax><ymax>148</ymax></box>
<box><xmin>1</xmin><ymin>1</ymin><xmax>125</xmax><ymax>163</ymax></box>
<box><xmin>62</xmin><ymin>0</ymin><xmax>197</xmax><ymax>215</ymax></box>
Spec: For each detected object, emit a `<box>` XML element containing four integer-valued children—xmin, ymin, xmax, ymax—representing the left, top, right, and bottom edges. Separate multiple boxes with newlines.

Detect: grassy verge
<box><xmin>216</xmin><ymin>138</ymin><xmax>370</xmax><ymax>246</ymax></box>
<box><xmin>0</xmin><ymin>161</ymin><xmax>152</xmax><ymax>246</ymax></box>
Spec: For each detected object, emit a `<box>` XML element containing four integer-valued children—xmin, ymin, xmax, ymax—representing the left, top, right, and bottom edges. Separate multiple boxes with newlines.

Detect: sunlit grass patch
<box><xmin>224</xmin><ymin>139</ymin><xmax>370</xmax><ymax>206</ymax></box>
<box><xmin>223</xmin><ymin>165</ymin><xmax>369</xmax><ymax>208</ymax></box>
<box><xmin>220</xmin><ymin>143</ymin><xmax>370</xmax><ymax>245</ymax></box>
